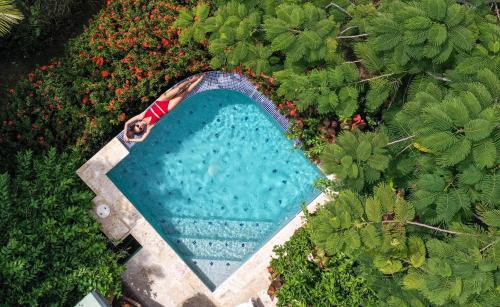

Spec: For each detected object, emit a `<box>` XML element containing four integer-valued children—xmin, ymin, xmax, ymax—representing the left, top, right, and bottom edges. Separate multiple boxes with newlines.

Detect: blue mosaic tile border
<box><xmin>116</xmin><ymin>71</ymin><xmax>290</xmax><ymax>150</ymax></box>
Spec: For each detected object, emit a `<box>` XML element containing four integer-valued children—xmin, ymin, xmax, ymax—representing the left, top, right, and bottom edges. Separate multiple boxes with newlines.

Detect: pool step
<box><xmin>159</xmin><ymin>217</ymin><xmax>275</xmax><ymax>241</ymax></box>
<box><xmin>184</xmin><ymin>258</ymin><xmax>242</xmax><ymax>291</ymax></box>
<box><xmin>167</xmin><ymin>236</ymin><xmax>259</xmax><ymax>261</ymax></box>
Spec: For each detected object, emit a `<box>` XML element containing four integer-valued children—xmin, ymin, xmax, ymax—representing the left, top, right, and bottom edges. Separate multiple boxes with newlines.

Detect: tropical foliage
<box><xmin>269</xmin><ymin>228</ymin><xmax>376</xmax><ymax>306</ymax></box>
<box><xmin>0</xmin><ymin>149</ymin><xmax>123</xmax><ymax>306</ymax></box>
<box><xmin>175</xmin><ymin>0</ymin><xmax>500</xmax><ymax>305</ymax></box>
<box><xmin>310</xmin><ymin>183</ymin><xmax>499</xmax><ymax>306</ymax></box>
<box><xmin>1</xmin><ymin>0</ymin><xmax>498</xmax><ymax>305</ymax></box>
<box><xmin>0</xmin><ymin>0</ymin><xmax>23</xmax><ymax>37</ymax></box>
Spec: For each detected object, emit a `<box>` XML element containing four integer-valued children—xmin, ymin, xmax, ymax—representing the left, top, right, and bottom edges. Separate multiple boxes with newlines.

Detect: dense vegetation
<box><xmin>1</xmin><ymin>0</ymin><xmax>498</xmax><ymax>305</ymax></box>
<box><xmin>0</xmin><ymin>149</ymin><xmax>123</xmax><ymax>306</ymax></box>
<box><xmin>0</xmin><ymin>0</ymin><xmax>208</xmax><ymax>304</ymax></box>
<box><xmin>269</xmin><ymin>228</ymin><xmax>376</xmax><ymax>306</ymax></box>
<box><xmin>176</xmin><ymin>0</ymin><xmax>500</xmax><ymax>305</ymax></box>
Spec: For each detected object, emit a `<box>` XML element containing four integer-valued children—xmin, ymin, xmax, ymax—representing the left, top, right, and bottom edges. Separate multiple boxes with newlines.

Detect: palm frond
<box><xmin>0</xmin><ymin>0</ymin><xmax>23</xmax><ymax>37</ymax></box>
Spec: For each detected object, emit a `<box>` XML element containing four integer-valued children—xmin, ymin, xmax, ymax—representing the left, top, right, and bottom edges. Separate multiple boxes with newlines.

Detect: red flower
<box><xmin>41</xmin><ymin>65</ymin><xmax>47</xmax><ymax>71</ymax></box>
<box><xmin>82</xmin><ymin>96</ymin><xmax>89</xmax><ymax>105</ymax></box>
<box><xmin>97</xmin><ymin>45</ymin><xmax>104</xmax><ymax>50</ymax></box>
<box><xmin>352</xmin><ymin>114</ymin><xmax>366</xmax><ymax>126</ymax></box>
<box><xmin>93</xmin><ymin>56</ymin><xmax>104</xmax><ymax>66</ymax></box>
<box><xmin>101</xmin><ymin>70</ymin><xmax>110</xmax><ymax>77</ymax></box>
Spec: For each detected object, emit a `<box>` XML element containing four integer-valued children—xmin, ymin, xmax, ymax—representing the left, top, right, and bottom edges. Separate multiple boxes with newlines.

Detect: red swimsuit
<box><xmin>144</xmin><ymin>100</ymin><xmax>170</xmax><ymax>125</ymax></box>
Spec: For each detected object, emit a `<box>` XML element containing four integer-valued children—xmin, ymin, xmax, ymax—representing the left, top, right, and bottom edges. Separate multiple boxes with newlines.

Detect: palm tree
<box><xmin>0</xmin><ymin>0</ymin><xmax>23</xmax><ymax>37</ymax></box>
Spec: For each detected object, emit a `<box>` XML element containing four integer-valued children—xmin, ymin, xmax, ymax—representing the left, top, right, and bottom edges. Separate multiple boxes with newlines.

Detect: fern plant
<box><xmin>363</xmin><ymin>0</ymin><xmax>479</xmax><ymax>69</ymax></box>
<box><xmin>274</xmin><ymin>63</ymin><xmax>360</xmax><ymax>117</ymax></box>
<box><xmin>395</xmin><ymin>76</ymin><xmax>498</xmax><ymax>168</ymax></box>
<box><xmin>309</xmin><ymin>183</ymin><xmax>499</xmax><ymax>306</ymax></box>
<box><xmin>263</xmin><ymin>2</ymin><xmax>340</xmax><ymax>65</ymax></box>
<box><xmin>385</xmin><ymin>68</ymin><xmax>500</xmax><ymax>225</ymax></box>
<box><xmin>174</xmin><ymin>2</ymin><xmax>211</xmax><ymax>45</ymax></box>
<box><xmin>321</xmin><ymin>129</ymin><xmax>390</xmax><ymax>192</ymax></box>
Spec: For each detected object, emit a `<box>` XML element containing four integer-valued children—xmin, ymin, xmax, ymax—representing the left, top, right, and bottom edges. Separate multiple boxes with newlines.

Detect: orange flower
<box><xmin>118</xmin><ymin>113</ymin><xmax>126</xmax><ymax>122</ymax></box>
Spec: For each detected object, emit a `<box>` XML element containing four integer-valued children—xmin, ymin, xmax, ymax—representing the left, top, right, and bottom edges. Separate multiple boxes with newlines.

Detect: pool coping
<box><xmin>77</xmin><ymin>72</ymin><xmax>330</xmax><ymax>306</ymax></box>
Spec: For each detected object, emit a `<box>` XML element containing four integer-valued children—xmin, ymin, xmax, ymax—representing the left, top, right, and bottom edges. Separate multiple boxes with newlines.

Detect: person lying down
<box><xmin>123</xmin><ymin>73</ymin><xmax>206</xmax><ymax>142</ymax></box>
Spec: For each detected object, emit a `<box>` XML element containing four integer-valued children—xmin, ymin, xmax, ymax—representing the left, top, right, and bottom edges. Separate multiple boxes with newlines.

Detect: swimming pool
<box><xmin>108</xmin><ymin>89</ymin><xmax>321</xmax><ymax>290</ymax></box>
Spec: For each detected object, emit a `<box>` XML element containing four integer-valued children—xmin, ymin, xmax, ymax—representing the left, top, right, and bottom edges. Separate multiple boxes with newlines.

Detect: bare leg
<box><xmin>167</xmin><ymin>74</ymin><xmax>206</xmax><ymax>111</ymax></box>
<box><xmin>159</xmin><ymin>74</ymin><xmax>204</xmax><ymax>101</ymax></box>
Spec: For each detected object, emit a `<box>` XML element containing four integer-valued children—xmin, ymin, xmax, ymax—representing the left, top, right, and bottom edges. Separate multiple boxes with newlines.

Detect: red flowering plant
<box><xmin>0</xmin><ymin>0</ymin><xmax>209</xmax><ymax>165</ymax></box>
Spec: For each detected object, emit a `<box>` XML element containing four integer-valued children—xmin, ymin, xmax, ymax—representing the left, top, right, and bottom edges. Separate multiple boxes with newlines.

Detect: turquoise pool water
<box><xmin>108</xmin><ymin>89</ymin><xmax>321</xmax><ymax>290</ymax></box>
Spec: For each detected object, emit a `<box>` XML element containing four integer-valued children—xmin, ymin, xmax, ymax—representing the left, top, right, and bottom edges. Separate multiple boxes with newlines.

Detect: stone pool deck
<box><xmin>78</xmin><ymin>137</ymin><xmax>328</xmax><ymax>306</ymax></box>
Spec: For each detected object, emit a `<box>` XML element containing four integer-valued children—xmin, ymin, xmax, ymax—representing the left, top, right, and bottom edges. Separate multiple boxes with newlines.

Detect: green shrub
<box><xmin>172</xmin><ymin>1</ymin><xmax>499</xmax><ymax>305</ymax></box>
<box><xmin>270</xmin><ymin>228</ymin><xmax>377</xmax><ymax>307</ymax></box>
<box><xmin>309</xmin><ymin>184</ymin><xmax>499</xmax><ymax>306</ymax></box>
<box><xmin>0</xmin><ymin>149</ymin><xmax>123</xmax><ymax>306</ymax></box>
<box><xmin>321</xmin><ymin>129</ymin><xmax>390</xmax><ymax>192</ymax></box>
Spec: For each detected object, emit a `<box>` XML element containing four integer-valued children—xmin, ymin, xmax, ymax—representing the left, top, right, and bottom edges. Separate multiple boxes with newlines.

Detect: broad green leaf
<box><xmin>472</xmin><ymin>139</ymin><xmax>496</xmax><ymax>169</ymax></box>
<box><xmin>367</xmin><ymin>154</ymin><xmax>390</xmax><ymax>171</ymax></box>
<box><xmin>374</xmin><ymin>183</ymin><xmax>395</xmax><ymax>211</ymax></box>
<box><xmin>374</xmin><ymin>257</ymin><xmax>403</xmax><ymax>274</ymax></box>
<box><xmin>403</xmin><ymin>271</ymin><xmax>426</xmax><ymax>289</ymax></box>
<box><xmin>428</xmin><ymin>23</ymin><xmax>447</xmax><ymax>46</ymax></box>
<box><xmin>444</xmin><ymin>4</ymin><xmax>464</xmax><ymax>27</ymax></box>
<box><xmin>408</xmin><ymin>237</ymin><xmax>426</xmax><ymax>267</ymax></box>
<box><xmin>424</xmin><ymin>0</ymin><xmax>447</xmax><ymax>21</ymax></box>
<box><xmin>464</xmin><ymin>119</ymin><xmax>494</xmax><ymax>141</ymax></box>
<box><xmin>351</xmin><ymin>163</ymin><xmax>359</xmax><ymax>178</ymax></box>
<box><xmin>395</xmin><ymin>199</ymin><xmax>415</xmax><ymax>222</ymax></box>
<box><xmin>339</xmin><ymin>211</ymin><xmax>352</xmax><ymax>229</ymax></box>
<box><xmin>437</xmin><ymin>139</ymin><xmax>471</xmax><ymax>166</ymax></box>
<box><xmin>340</xmin><ymin>155</ymin><xmax>353</xmax><ymax>168</ymax></box>
<box><xmin>361</xmin><ymin>224</ymin><xmax>381</xmax><ymax>249</ymax></box>
<box><xmin>365</xmin><ymin>197</ymin><xmax>382</xmax><ymax>222</ymax></box>
<box><xmin>405</xmin><ymin>16</ymin><xmax>432</xmax><ymax>30</ymax></box>
<box><xmin>450</xmin><ymin>26</ymin><xmax>475</xmax><ymax>51</ymax></box>
<box><xmin>356</xmin><ymin>141</ymin><xmax>372</xmax><ymax>161</ymax></box>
